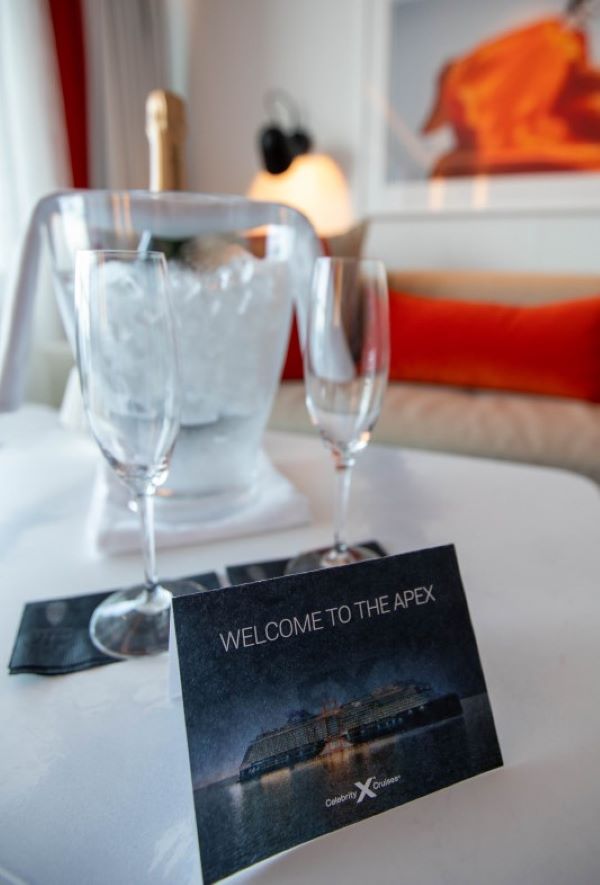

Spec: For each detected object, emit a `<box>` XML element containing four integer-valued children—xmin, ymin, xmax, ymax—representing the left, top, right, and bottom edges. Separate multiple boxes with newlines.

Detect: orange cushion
<box><xmin>281</xmin><ymin>238</ymin><xmax>331</xmax><ymax>380</ymax></box>
<box><xmin>282</xmin><ymin>314</ymin><xmax>303</xmax><ymax>379</ymax></box>
<box><xmin>389</xmin><ymin>290</ymin><xmax>600</xmax><ymax>402</ymax></box>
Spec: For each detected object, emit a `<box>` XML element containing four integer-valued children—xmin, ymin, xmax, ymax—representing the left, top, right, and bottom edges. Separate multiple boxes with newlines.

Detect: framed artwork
<box><xmin>363</xmin><ymin>0</ymin><xmax>600</xmax><ymax>213</ymax></box>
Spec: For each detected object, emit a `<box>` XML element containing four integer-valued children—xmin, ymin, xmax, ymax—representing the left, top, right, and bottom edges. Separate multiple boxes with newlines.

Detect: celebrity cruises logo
<box><xmin>355</xmin><ymin>777</ymin><xmax>376</xmax><ymax>803</ymax></box>
<box><xmin>324</xmin><ymin>773</ymin><xmax>402</xmax><ymax>808</ymax></box>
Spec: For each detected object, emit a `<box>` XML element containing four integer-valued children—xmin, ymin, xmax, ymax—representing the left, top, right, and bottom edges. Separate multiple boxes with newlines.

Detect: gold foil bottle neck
<box><xmin>146</xmin><ymin>90</ymin><xmax>186</xmax><ymax>191</ymax></box>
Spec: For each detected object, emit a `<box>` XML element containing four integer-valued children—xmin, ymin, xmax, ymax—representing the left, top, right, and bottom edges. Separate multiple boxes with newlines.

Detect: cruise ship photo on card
<box><xmin>173</xmin><ymin>547</ymin><xmax>503</xmax><ymax>884</ymax></box>
<box><xmin>239</xmin><ymin>681</ymin><xmax>463</xmax><ymax>781</ymax></box>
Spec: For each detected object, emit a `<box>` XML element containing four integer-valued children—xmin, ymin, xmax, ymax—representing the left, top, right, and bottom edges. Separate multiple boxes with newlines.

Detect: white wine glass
<box><xmin>287</xmin><ymin>257</ymin><xmax>390</xmax><ymax>573</ymax></box>
<box><xmin>75</xmin><ymin>250</ymin><xmax>181</xmax><ymax>657</ymax></box>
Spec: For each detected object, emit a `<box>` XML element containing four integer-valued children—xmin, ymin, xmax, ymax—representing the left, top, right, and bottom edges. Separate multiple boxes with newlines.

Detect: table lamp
<box><xmin>247</xmin><ymin>91</ymin><xmax>353</xmax><ymax>237</ymax></box>
<box><xmin>248</xmin><ymin>153</ymin><xmax>353</xmax><ymax>237</ymax></box>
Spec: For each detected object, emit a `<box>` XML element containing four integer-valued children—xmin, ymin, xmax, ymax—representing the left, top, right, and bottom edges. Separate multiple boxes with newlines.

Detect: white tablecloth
<box><xmin>1</xmin><ymin>406</ymin><xmax>600</xmax><ymax>884</ymax></box>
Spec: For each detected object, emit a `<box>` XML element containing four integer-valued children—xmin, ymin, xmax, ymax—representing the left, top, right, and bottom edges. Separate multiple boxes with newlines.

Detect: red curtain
<box><xmin>47</xmin><ymin>0</ymin><xmax>88</xmax><ymax>187</ymax></box>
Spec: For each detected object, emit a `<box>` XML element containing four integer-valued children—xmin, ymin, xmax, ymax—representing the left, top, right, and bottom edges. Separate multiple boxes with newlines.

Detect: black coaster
<box><xmin>226</xmin><ymin>541</ymin><xmax>387</xmax><ymax>586</ymax></box>
<box><xmin>8</xmin><ymin>571</ymin><xmax>220</xmax><ymax>676</ymax></box>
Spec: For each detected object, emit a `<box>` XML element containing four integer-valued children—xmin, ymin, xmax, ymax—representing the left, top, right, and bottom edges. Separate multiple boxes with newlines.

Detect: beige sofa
<box><xmin>269</xmin><ymin>268</ymin><xmax>600</xmax><ymax>482</ymax></box>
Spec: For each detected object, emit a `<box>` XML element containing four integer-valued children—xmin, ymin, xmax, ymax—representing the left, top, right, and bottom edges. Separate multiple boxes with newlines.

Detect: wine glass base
<box><xmin>89</xmin><ymin>583</ymin><xmax>174</xmax><ymax>659</ymax></box>
<box><xmin>285</xmin><ymin>545</ymin><xmax>380</xmax><ymax>575</ymax></box>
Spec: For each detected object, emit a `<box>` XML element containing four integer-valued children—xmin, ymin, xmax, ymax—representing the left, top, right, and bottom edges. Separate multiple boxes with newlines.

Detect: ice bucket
<box><xmin>26</xmin><ymin>191</ymin><xmax>320</xmax><ymax>513</ymax></box>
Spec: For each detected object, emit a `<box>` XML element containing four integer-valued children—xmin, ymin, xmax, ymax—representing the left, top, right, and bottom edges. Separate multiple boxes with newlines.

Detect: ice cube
<box><xmin>166</xmin><ymin>249</ymin><xmax>292</xmax><ymax>426</ymax></box>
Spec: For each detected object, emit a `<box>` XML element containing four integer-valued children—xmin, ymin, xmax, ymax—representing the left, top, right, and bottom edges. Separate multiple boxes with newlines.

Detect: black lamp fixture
<box><xmin>249</xmin><ymin>89</ymin><xmax>353</xmax><ymax>236</ymax></box>
<box><xmin>258</xmin><ymin>89</ymin><xmax>312</xmax><ymax>174</ymax></box>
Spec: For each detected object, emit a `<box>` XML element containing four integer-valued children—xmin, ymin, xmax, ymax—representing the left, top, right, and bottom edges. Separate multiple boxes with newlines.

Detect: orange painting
<box><xmin>422</xmin><ymin>14</ymin><xmax>600</xmax><ymax>177</ymax></box>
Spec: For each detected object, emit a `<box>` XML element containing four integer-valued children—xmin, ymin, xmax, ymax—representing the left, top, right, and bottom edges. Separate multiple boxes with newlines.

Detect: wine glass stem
<box><xmin>333</xmin><ymin>457</ymin><xmax>355</xmax><ymax>555</ymax></box>
<box><xmin>136</xmin><ymin>491</ymin><xmax>158</xmax><ymax>595</ymax></box>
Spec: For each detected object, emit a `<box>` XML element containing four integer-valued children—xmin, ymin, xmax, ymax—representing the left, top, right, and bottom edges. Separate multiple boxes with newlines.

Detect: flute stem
<box><xmin>136</xmin><ymin>492</ymin><xmax>158</xmax><ymax>595</ymax></box>
<box><xmin>332</xmin><ymin>456</ymin><xmax>355</xmax><ymax>556</ymax></box>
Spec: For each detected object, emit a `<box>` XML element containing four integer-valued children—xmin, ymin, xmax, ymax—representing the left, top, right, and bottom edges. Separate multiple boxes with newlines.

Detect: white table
<box><xmin>1</xmin><ymin>406</ymin><xmax>600</xmax><ymax>885</ymax></box>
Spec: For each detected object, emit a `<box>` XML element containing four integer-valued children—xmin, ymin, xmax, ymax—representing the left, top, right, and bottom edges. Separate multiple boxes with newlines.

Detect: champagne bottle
<box><xmin>143</xmin><ymin>90</ymin><xmax>187</xmax><ymax>257</ymax></box>
<box><xmin>145</xmin><ymin>89</ymin><xmax>186</xmax><ymax>192</ymax></box>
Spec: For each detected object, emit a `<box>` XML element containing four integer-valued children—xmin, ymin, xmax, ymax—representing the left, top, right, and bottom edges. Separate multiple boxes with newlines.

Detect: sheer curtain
<box><xmin>0</xmin><ymin>0</ymin><xmax>178</xmax><ymax>408</ymax></box>
<box><xmin>0</xmin><ymin>0</ymin><xmax>71</xmax><ymax>405</ymax></box>
<box><xmin>84</xmin><ymin>0</ymin><xmax>169</xmax><ymax>189</ymax></box>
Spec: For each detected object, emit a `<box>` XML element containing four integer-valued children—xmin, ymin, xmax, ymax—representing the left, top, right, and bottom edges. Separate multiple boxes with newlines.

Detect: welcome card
<box><xmin>172</xmin><ymin>545</ymin><xmax>502</xmax><ymax>884</ymax></box>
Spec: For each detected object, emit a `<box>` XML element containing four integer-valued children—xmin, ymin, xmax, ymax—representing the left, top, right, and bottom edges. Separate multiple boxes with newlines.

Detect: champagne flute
<box><xmin>75</xmin><ymin>250</ymin><xmax>181</xmax><ymax>658</ymax></box>
<box><xmin>287</xmin><ymin>257</ymin><xmax>390</xmax><ymax>573</ymax></box>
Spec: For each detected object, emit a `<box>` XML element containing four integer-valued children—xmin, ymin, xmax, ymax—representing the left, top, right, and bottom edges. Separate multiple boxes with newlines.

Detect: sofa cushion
<box><xmin>389</xmin><ymin>290</ymin><xmax>600</xmax><ymax>402</ymax></box>
<box><xmin>281</xmin><ymin>315</ymin><xmax>303</xmax><ymax>379</ymax></box>
<box><xmin>387</xmin><ymin>269</ymin><xmax>600</xmax><ymax>305</ymax></box>
<box><xmin>269</xmin><ymin>380</ymin><xmax>600</xmax><ymax>482</ymax></box>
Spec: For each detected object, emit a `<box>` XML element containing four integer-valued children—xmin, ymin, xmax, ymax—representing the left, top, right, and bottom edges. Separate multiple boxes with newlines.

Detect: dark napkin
<box><xmin>226</xmin><ymin>541</ymin><xmax>387</xmax><ymax>586</ymax></box>
<box><xmin>8</xmin><ymin>571</ymin><xmax>220</xmax><ymax>676</ymax></box>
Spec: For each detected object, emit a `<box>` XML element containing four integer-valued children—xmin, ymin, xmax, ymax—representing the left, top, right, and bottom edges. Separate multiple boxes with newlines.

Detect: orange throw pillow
<box><xmin>281</xmin><ymin>238</ymin><xmax>331</xmax><ymax>380</ymax></box>
<box><xmin>389</xmin><ymin>290</ymin><xmax>600</xmax><ymax>402</ymax></box>
<box><xmin>281</xmin><ymin>314</ymin><xmax>303</xmax><ymax>380</ymax></box>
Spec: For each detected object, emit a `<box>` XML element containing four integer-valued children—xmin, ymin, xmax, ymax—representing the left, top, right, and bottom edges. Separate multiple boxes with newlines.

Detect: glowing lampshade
<box><xmin>248</xmin><ymin>153</ymin><xmax>353</xmax><ymax>236</ymax></box>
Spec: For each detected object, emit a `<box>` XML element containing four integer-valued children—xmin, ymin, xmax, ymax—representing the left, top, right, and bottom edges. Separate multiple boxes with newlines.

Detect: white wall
<box><xmin>185</xmin><ymin>0</ymin><xmax>365</xmax><ymax>218</ymax></box>
<box><xmin>365</xmin><ymin>211</ymin><xmax>600</xmax><ymax>274</ymax></box>
<box><xmin>181</xmin><ymin>1</ymin><xmax>600</xmax><ymax>274</ymax></box>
